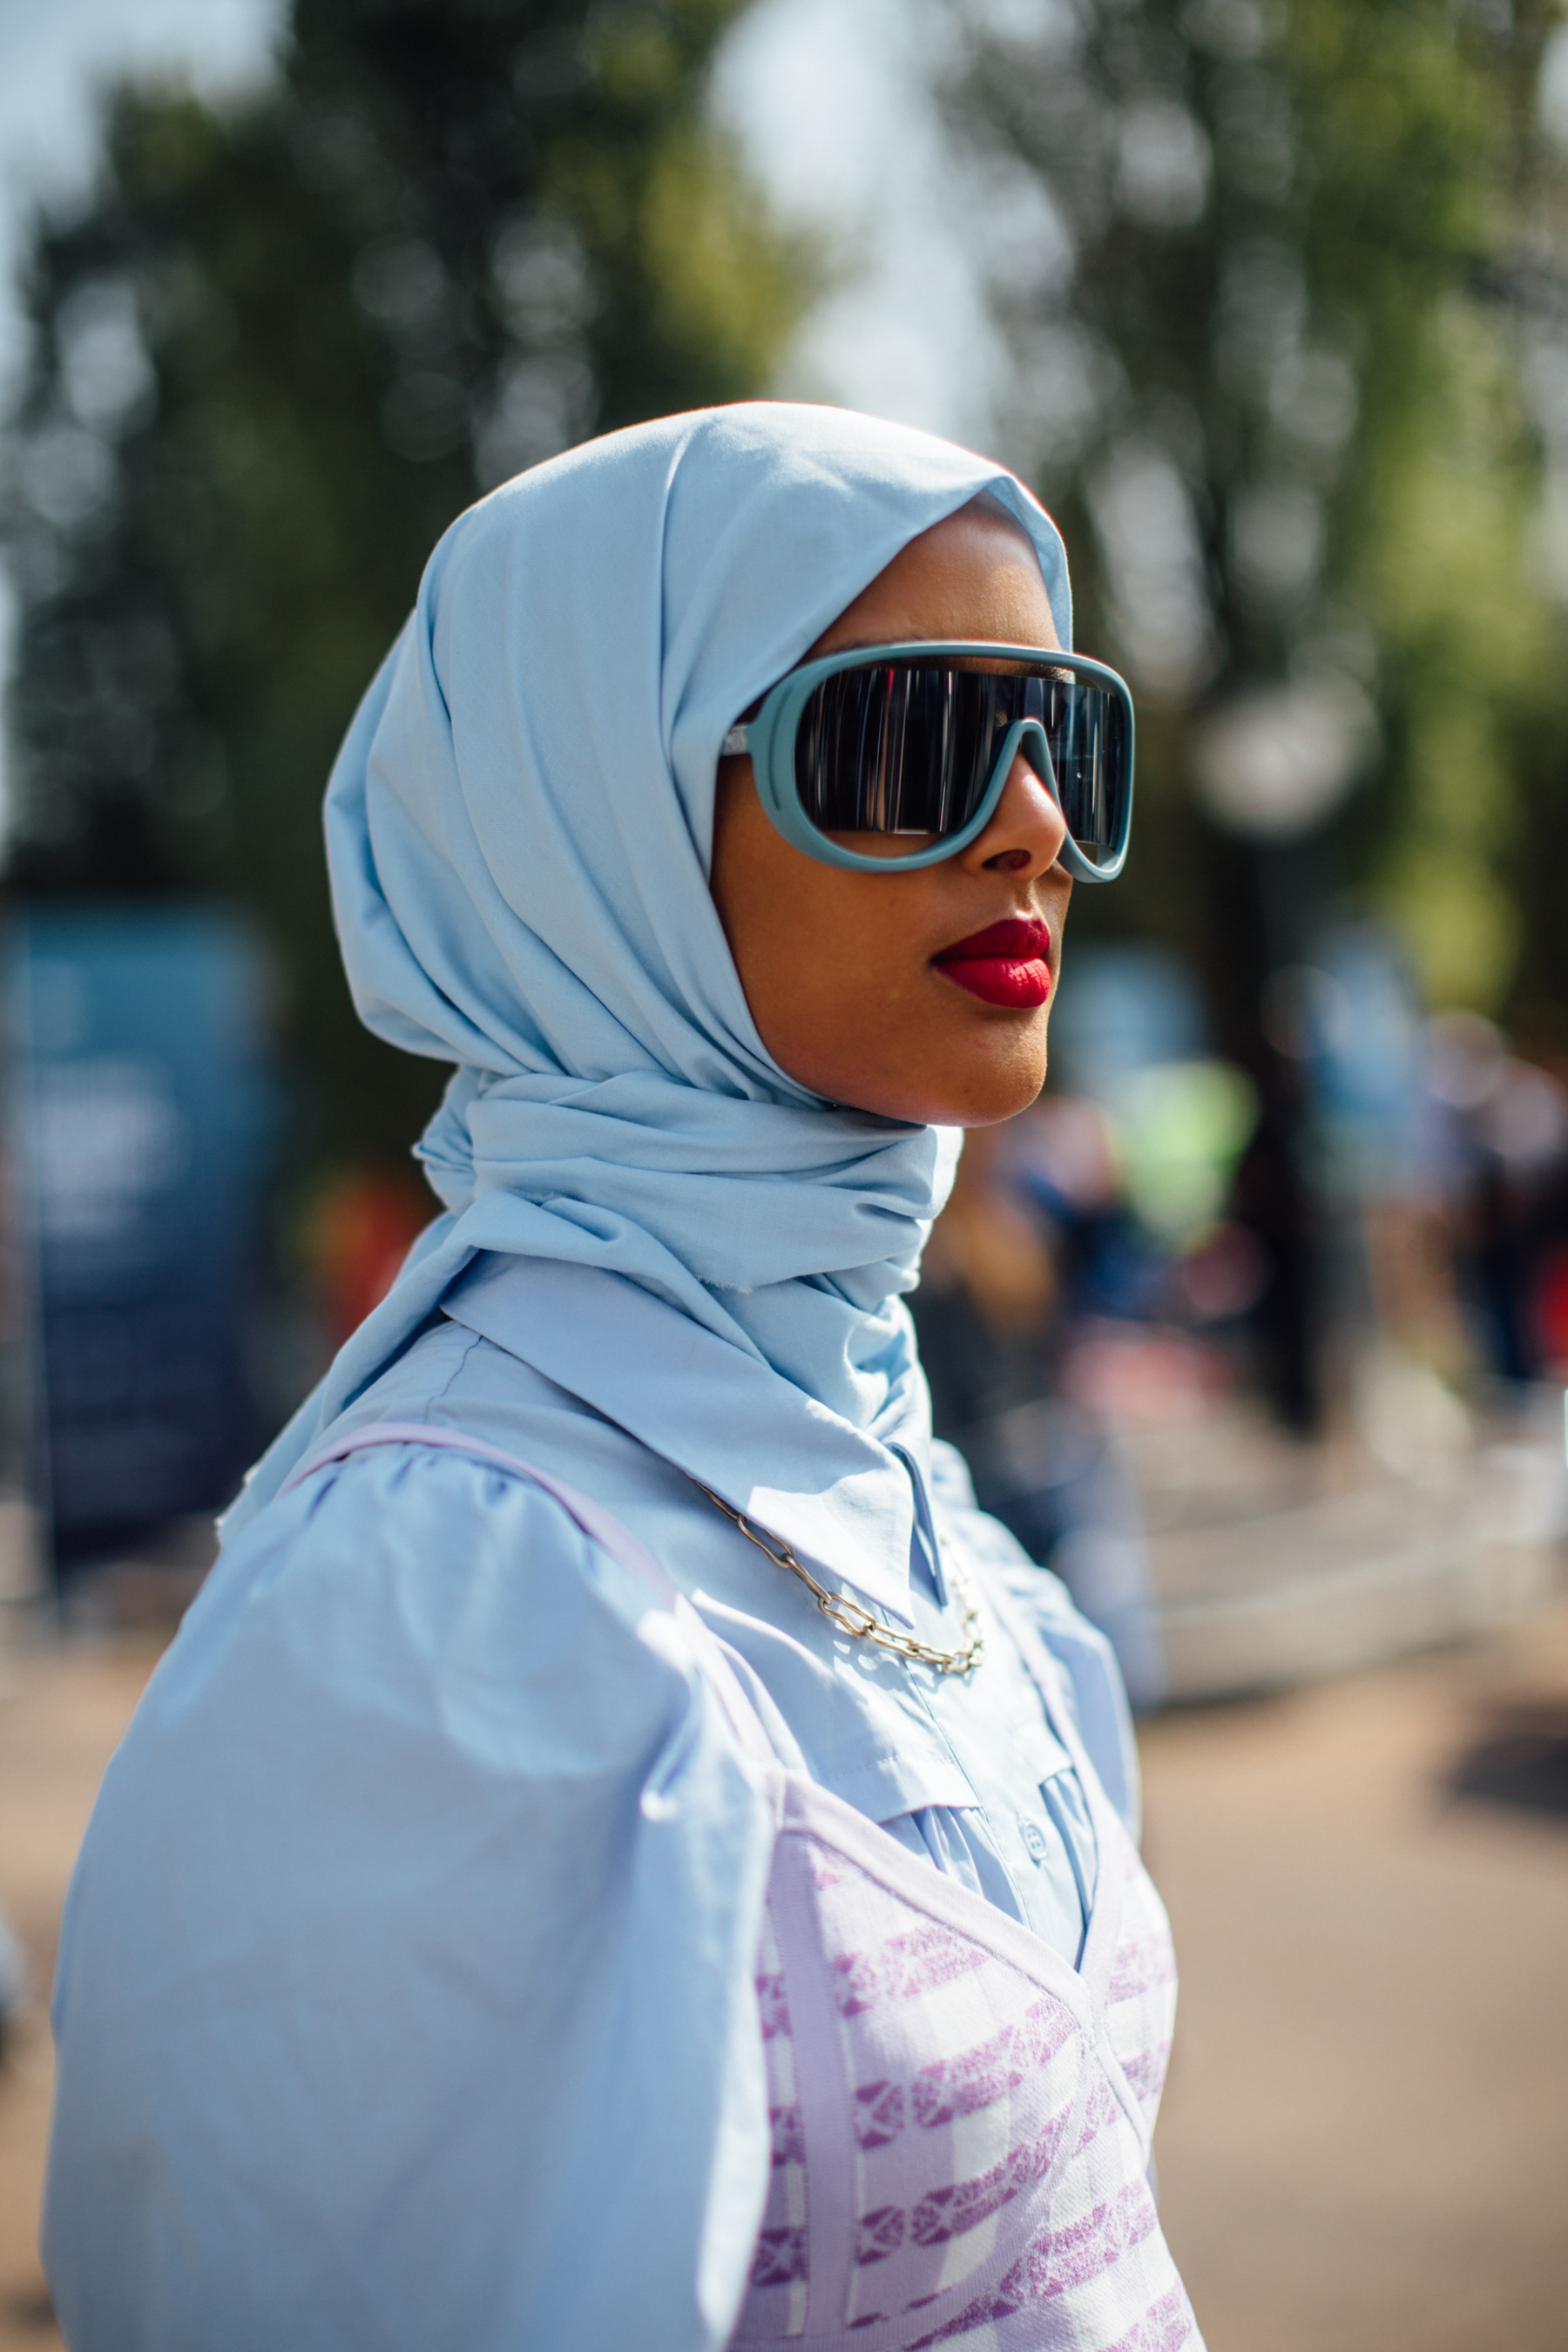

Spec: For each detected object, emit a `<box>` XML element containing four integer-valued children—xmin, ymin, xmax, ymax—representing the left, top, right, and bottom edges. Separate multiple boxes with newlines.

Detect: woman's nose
<box><xmin>963</xmin><ymin>750</ymin><xmax>1070</xmax><ymax>878</ymax></box>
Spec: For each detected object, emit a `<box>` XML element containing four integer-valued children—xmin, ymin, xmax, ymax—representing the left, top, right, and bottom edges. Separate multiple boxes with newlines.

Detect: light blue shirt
<box><xmin>44</xmin><ymin>1255</ymin><xmax>1137</xmax><ymax>2352</ymax></box>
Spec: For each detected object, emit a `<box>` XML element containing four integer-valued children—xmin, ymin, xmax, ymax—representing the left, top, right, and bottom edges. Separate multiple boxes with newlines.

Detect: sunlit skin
<box><xmin>711</xmin><ymin>500</ymin><xmax>1073</xmax><ymax>1127</ymax></box>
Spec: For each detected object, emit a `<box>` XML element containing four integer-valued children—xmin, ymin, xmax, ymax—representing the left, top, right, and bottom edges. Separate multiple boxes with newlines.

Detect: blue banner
<box><xmin>7</xmin><ymin>906</ymin><xmax>274</xmax><ymax>1576</ymax></box>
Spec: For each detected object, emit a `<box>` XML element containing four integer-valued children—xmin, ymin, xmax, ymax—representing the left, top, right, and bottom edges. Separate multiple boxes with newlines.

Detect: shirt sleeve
<box><xmin>927</xmin><ymin>1437</ymin><xmax>1142</xmax><ymax>1845</ymax></box>
<box><xmin>44</xmin><ymin>1445</ymin><xmax>777</xmax><ymax>2352</ymax></box>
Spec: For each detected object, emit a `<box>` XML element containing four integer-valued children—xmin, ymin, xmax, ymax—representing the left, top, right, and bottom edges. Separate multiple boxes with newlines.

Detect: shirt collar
<box><xmin>442</xmin><ymin>1252</ymin><xmax>920</xmax><ymax>1624</ymax></box>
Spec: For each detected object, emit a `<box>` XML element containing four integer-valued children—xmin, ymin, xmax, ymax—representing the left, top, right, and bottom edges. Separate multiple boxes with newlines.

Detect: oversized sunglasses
<box><xmin>722</xmin><ymin>640</ymin><xmax>1135</xmax><ymax>881</ymax></box>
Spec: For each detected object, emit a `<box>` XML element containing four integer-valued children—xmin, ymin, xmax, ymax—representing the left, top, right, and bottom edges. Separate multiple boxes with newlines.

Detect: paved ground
<box><xmin>1146</xmin><ymin>1601</ymin><xmax>1568</xmax><ymax>2350</ymax></box>
<box><xmin>1</xmin><ymin>1603</ymin><xmax>1565</xmax><ymax>2349</ymax></box>
<box><xmin>0</xmin><ymin>1642</ymin><xmax>158</xmax><ymax>2347</ymax></box>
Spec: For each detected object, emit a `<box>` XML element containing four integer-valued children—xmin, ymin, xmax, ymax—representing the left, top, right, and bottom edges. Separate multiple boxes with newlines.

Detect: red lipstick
<box><xmin>932</xmin><ymin>915</ymin><xmax>1052</xmax><ymax>1009</ymax></box>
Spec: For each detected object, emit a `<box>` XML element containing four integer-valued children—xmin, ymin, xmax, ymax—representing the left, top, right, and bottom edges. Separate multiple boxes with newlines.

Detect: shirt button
<box><xmin>1018</xmin><ymin>1818</ymin><xmax>1050</xmax><ymax>1863</ymax></box>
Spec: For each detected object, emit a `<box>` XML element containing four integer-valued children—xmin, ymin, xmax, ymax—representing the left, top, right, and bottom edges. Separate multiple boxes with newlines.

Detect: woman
<box><xmin>44</xmin><ymin>404</ymin><xmax>1197</xmax><ymax>2351</ymax></box>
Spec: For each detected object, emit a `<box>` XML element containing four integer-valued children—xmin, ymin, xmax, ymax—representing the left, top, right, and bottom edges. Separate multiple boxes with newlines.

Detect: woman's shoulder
<box><xmin>49</xmin><ymin>1362</ymin><xmax>781</xmax><ymax>2352</ymax></box>
<box><xmin>223</xmin><ymin>1303</ymin><xmax>664</xmax><ymax>1595</ymax></box>
<box><xmin>161</xmin><ymin>1393</ymin><xmax>699</xmax><ymax>1781</ymax></box>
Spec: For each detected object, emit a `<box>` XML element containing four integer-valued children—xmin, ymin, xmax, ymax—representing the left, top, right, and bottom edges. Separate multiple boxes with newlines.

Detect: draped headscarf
<box><xmin>226</xmin><ymin>402</ymin><xmax>1071</xmax><ymax>1530</ymax></box>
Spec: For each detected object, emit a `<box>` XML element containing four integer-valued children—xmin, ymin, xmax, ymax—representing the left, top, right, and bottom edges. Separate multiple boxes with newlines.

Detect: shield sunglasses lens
<box><xmin>794</xmin><ymin>665</ymin><xmax>998</xmax><ymax>835</ymax></box>
<box><xmin>1036</xmin><ymin>675</ymin><xmax>1131</xmax><ymax>870</ymax></box>
<box><xmin>794</xmin><ymin>662</ymin><xmax>1128</xmax><ymax>856</ymax></box>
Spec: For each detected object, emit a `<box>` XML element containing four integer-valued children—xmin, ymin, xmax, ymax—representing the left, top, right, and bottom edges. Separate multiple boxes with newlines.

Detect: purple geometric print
<box><xmin>908</xmin><ymin>2264</ymin><xmax>1192</xmax><ymax>2352</ymax></box>
<box><xmin>749</xmin><ymin>2227</ymin><xmax>809</xmax><ymax>2288</ymax></box>
<box><xmin>855</xmin><ymin>2207</ymin><xmax>907</xmax><ymax>2267</ymax></box>
<box><xmin>1103</xmin><ymin>1865</ymin><xmax>1180</xmax><ymax>2139</ymax></box>
<box><xmin>745</xmin><ymin>1896</ymin><xmax>812</xmax><ymax>2338</ymax></box>
<box><xmin>990</xmin><ymin>2181</ymin><xmax>1160</xmax><ymax>2306</ymax></box>
<box><xmin>769</xmin><ymin>2103</ymin><xmax>806</xmax><ymax>2166</ymax></box>
<box><xmin>905</xmin><ymin>2290</ymin><xmax>1004</xmax><ymax>2349</ymax></box>
<box><xmin>1119</xmin><ymin>2046</ymin><xmax>1165</xmax><ymax>2104</ymax></box>
<box><xmin>853</xmin><ymin>2080</ymin><xmax>905</xmax><ymax>2149</ymax></box>
<box><xmin>1074</xmin><ymin>2077</ymin><xmax>1123</xmax><ymax>2155</ymax></box>
<box><xmin>807</xmin><ymin>1843</ymin><xmax>849</xmax><ymax>1891</ymax></box>
<box><xmin>1103</xmin><ymin>2283</ymin><xmax>1197</xmax><ymax>2352</ymax></box>
<box><xmin>909</xmin><ymin>2119</ymin><xmax>1067</xmax><ymax>2248</ymax></box>
<box><xmin>755</xmin><ymin>1970</ymin><xmax>791</xmax><ymax>2041</ymax></box>
<box><xmin>905</xmin><ymin>2296</ymin><xmax>991</xmax><ymax>2349</ymax></box>
<box><xmin>910</xmin><ymin>1996</ymin><xmax>1074</xmax><ymax>2129</ymax></box>
<box><xmin>1109</xmin><ymin>1933</ymin><xmax>1178</xmax><ymax>2006</ymax></box>
<box><xmin>830</xmin><ymin>1924</ymin><xmax>988</xmax><ymax>2017</ymax></box>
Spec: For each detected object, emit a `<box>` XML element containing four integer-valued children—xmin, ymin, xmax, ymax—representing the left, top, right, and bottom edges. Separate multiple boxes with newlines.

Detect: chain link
<box><xmin>691</xmin><ymin>1479</ymin><xmax>984</xmax><ymax>1676</ymax></box>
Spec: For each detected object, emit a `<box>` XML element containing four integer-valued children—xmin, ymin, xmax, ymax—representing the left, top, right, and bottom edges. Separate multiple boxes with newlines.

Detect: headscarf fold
<box><xmin>226</xmin><ymin>402</ymin><xmax>1071</xmax><ymax>1530</ymax></box>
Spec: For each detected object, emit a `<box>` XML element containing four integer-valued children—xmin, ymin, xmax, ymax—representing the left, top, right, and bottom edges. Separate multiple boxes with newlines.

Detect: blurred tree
<box><xmin>940</xmin><ymin>0</ymin><xmax>1566</xmax><ymax>1031</ymax></box>
<box><xmin>2</xmin><ymin>0</ymin><xmax>808</xmax><ymax>1169</ymax></box>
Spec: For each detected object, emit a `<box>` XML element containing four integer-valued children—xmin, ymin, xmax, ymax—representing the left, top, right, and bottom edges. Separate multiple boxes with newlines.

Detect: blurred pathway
<box><xmin>1147</xmin><ymin>1599</ymin><xmax>1568</xmax><ymax>2351</ymax></box>
<box><xmin>0</xmin><ymin>1608</ymin><xmax>1565</xmax><ymax>2347</ymax></box>
<box><xmin>0</xmin><ymin>1644</ymin><xmax>154</xmax><ymax>2348</ymax></box>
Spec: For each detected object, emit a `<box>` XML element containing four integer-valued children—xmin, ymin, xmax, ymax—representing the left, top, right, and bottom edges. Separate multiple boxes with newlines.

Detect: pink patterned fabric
<box><xmin>731</xmin><ymin>1575</ymin><xmax>1200</xmax><ymax>2352</ymax></box>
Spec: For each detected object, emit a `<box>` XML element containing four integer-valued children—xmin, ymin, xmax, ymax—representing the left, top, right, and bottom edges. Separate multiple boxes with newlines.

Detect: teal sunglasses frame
<box><xmin>721</xmin><ymin>639</ymin><xmax>1135</xmax><ymax>882</ymax></box>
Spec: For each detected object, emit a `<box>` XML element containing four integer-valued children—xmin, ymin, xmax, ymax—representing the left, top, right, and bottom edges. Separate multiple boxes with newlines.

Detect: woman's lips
<box><xmin>931</xmin><ymin>915</ymin><xmax>1052</xmax><ymax>1009</ymax></box>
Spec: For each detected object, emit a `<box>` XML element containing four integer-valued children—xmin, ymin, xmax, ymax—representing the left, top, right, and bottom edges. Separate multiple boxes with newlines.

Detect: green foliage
<box><xmin>943</xmin><ymin>0</ymin><xmax>1567</xmax><ymax>1024</ymax></box>
<box><xmin>2</xmin><ymin>0</ymin><xmax>810</xmax><ymax>1166</ymax></box>
<box><xmin>1358</xmin><ymin>298</ymin><xmax>1550</xmax><ymax>1008</ymax></box>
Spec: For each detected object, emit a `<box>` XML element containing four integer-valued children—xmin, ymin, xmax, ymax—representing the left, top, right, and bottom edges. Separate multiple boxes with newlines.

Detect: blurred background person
<box><xmin>1428</xmin><ymin>1008</ymin><xmax>1568</xmax><ymax>1389</ymax></box>
<box><xmin>913</xmin><ymin>1096</ymin><xmax>1172</xmax><ymax>1708</ymax></box>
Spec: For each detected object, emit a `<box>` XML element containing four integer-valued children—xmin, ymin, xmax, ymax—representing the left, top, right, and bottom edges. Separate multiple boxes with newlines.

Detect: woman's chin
<box><xmin>830</xmin><ymin>1041</ymin><xmax>1052</xmax><ymax>1128</ymax></box>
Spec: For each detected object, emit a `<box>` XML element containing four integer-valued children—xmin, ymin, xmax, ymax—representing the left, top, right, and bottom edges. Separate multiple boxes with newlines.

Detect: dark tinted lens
<box><xmin>795</xmin><ymin>660</ymin><xmax>1129</xmax><ymax>853</ymax></box>
<box><xmin>1037</xmin><ymin>679</ymin><xmax>1130</xmax><ymax>868</ymax></box>
<box><xmin>795</xmin><ymin>666</ymin><xmax>1011</xmax><ymax>834</ymax></box>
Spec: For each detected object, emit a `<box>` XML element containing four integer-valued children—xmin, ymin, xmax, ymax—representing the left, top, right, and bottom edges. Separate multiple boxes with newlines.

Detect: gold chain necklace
<box><xmin>691</xmin><ymin>1480</ymin><xmax>985</xmax><ymax>1676</ymax></box>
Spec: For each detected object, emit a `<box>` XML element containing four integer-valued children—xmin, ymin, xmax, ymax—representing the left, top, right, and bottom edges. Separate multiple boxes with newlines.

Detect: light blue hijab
<box><xmin>226</xmin><ymin>402</ymin><xmax>1071</xmax><ymax>1530</ymax></box>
